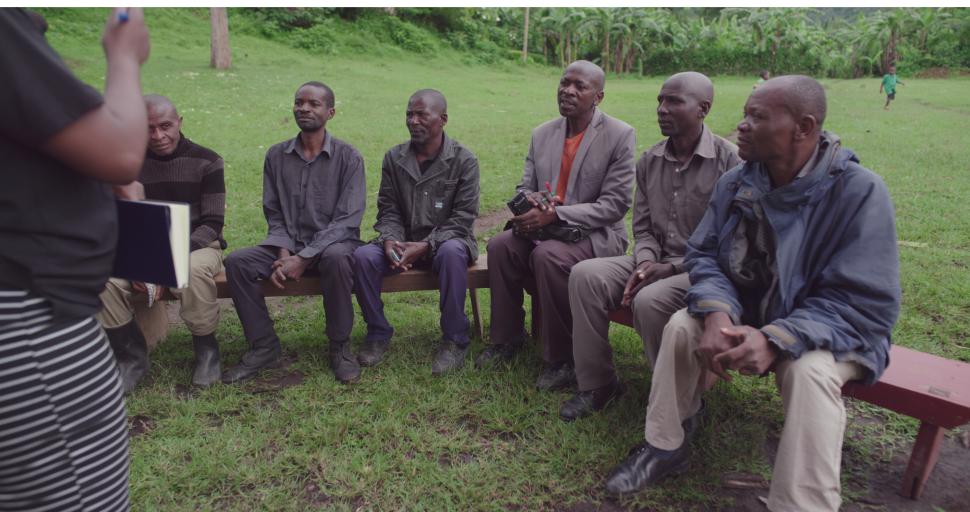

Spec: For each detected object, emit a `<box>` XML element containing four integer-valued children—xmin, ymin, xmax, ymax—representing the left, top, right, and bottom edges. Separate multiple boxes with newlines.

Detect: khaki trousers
<box><xmin>644</xmin><ymin>308</ymin><xmax>863</xmax><ymax>512</ymax></box>
<box><xmin>568</xmin><ymin>255</ymin><xmax>690</xmax><ymax>390</ymax></box>
<box><xmin>97</xmin><ymin>243</ymin><xmax>224</xmax><ymax>339</ymax></box>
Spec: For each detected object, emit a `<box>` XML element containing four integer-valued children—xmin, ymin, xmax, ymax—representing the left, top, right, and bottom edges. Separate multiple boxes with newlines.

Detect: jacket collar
<box><xmin>395</xmin><ymin>132</ymin><xmax>456</xmax><ymax>183</ymax></box>
<box><xmin>736</xmin><ymin>131</ymin><xmax>850</xmax><ymax>208</ymax></box>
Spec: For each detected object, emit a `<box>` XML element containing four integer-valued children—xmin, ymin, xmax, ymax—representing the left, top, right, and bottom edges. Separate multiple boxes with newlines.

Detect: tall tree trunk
<box><xmin>522</xmin><ymin>8</ymin><xmax>530</xmax><ymax>63</ymax></box>
<box><xmin>602</xmin><ymin>30</ymin><xmax>610</xmax><ymax>73</ymax></box>
<box><xmin>210</xmin><ymin>8</ymin><xmax>231</xmax><ymax>70</ymax></box>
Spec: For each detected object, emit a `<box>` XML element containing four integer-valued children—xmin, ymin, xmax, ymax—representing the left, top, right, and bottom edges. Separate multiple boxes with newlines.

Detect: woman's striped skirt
<box><xmin>0</xmin><ymin>289</ymin><xmax>130</xmax><ymax>511</ymax></box>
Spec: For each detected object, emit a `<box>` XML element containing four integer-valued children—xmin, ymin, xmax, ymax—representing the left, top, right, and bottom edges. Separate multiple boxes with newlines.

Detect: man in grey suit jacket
<box><xmin>476</xmin><ymin>60</ymin><xmax>636</xmax><ymax>391</ymax></box>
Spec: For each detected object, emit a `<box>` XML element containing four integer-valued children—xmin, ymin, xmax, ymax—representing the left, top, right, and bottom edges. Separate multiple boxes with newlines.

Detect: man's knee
<box><xmin>778</xmin><ymin>352</ymin><xmax>842</xmax><ymax>398</ymax></box>
<box><xmin>434</xmin><ymin>239</ymin><xmax>468</xmax><ymax>264</ymax></box>
<box><xmin>353</xmin><ymin>243</ymin><xmax>383</xmax><ymax>271</ymax></box>
<box><xmin>318</xmin><ymin>244</ymin><xmax>355</xmax><ymax>275</ymax></box>
<box><xmin>486</xmin><ymin>229</ymin><xmax>516</xmax><ymax>257</ymax></box>
<box><xmin>660</xmin><ymin>309</ymin><xmax>700</xmax><ymax>350</ymax></box>
<box><xmin>224</xmin><ymin>248</ymin><xmax>249</xmax><ymax>275</ymax></box>
<box><xmin>568</xmin><ymin>259</ymin><xmax>604</xmax><ymax>296</ymax></box>
<box><xmin>530</xmin><ymin>241</ymin><xmax>577</xmax><ymax>274</ymax></box>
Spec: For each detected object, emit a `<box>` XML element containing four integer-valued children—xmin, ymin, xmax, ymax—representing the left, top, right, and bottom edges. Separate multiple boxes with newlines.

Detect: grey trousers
<box><xmin>224</xmin><ymin>241</ymin><xmax>362</xmax><ymax>353</ymax></box>
<box><xmin>645</xmin><ymin>309</ymin><xmax>863</xmax><ymax>512</ymax></box>
<box><xmin>569</xmin><ymin>255</ymin><xmax>690</xmax><ymax>390</ymax></box>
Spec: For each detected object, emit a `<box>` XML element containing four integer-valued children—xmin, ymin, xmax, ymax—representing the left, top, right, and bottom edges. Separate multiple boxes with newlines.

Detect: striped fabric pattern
<box><xmin>0</xmin><ymin>289</ymin><xmax>129</xmax><ymax>512</ymax></box>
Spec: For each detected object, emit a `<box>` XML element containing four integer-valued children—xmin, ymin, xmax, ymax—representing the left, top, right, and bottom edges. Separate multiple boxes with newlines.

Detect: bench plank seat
<box><xmin>164</xmin><ymin>256</ymin><xmax>490</xmax><ymax>338</ymax></box>
<box><xmin>607</xmin><ymin>306</ymin><xmax>970</xmax><ymax>500</ymax></box>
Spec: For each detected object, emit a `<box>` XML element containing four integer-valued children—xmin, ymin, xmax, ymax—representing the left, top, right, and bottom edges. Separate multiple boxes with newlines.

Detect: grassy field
<box><xmin>39</xmin><ymin>8</ymin><xmax>970</xmax><ymax>511</ymax></box>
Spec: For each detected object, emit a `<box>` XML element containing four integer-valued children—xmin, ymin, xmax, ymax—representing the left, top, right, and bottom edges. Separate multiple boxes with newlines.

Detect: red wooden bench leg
<box><xmin>469</xmin><ymin>288</ymin><xmax>482</xmax><ymax>340</ymax></box>
<box><xmin>900</xmin><ymin>421</ymin><xmax>945</xmax><ymax>499</ymax></box>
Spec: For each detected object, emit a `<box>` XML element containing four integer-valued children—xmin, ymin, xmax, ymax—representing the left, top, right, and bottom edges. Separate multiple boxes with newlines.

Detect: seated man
<box><xmin>563</xmin><ymin>72</ymin><xmax>740</xmax><ymax>420</ymax></box>
<box><xmin>604</xmin><ymin>76</ymin><xmax>901</xmax><ymax>512</ymax></box>
<box><xmin>353</xmin><ymin>89</ymin><xmax>479</xmax><ymax>376</ymax></box>
<box><xmin>223</xmin><ymin>81</ymin><xmax>366</xmax><ymax>384</ymax></box>
<box><xmin>98</xmin><ymin>94</ymin><xmax>226</xmax><ymax>392</ymax></box>
<box><xmin>477</xmin><ymin>60</ymin><xmax>636</xmax><ymax>391</ymax></box>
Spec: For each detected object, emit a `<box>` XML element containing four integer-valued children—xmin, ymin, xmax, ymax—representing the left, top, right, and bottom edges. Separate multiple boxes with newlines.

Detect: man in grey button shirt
<box><xmin>223</xmin><ymin>81</ymin><xmax>367</xmax><ymax>384</ymax></box>
<box><xmin>561</xmin><ymin>72</ymin><xmax>740</xmax><ymax>421</ymax></box>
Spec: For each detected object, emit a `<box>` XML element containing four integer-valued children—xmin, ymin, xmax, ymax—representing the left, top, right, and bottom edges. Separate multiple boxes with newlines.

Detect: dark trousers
<box><xmin>352</xmin><ymin>239</ymin><xmax>473</xmax><ymax>346</ymax></box>
<box><xmin>225</xmin><ymin>241</ymin><xmax>361</xmax><ymax>358</ymax></box>
<box><xmin>486</xmin><ymin>229</ymin><xmax>595</xmax><ymax>365</ymax></box>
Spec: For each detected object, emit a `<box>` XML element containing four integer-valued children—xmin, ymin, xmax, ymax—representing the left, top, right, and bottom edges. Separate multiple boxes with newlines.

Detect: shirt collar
<box><xmin>651</xmin><ymin>124</ymin><xmax>716</xmax><ymax>163</ymax></box>
<box><xmin>284</xmin><ymin>130</ymin><xmax>333</xmax><ymax>160</ymax></box>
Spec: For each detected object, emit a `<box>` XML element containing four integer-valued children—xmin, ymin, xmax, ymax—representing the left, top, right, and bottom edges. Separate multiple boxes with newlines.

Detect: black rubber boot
<box><xmin>105</xmin><ymin>320</ymin><xmax>149</xmax><ymax>395</ymax></box>
<box><xmin>191</xmin><ymin>333</ymin><xmax>221</xmax><ymax>388</ymax></box>
<box><xmin>329</xmin><ymin>340</ymin><xmax>361</xmax><ymax>384</ymax></box>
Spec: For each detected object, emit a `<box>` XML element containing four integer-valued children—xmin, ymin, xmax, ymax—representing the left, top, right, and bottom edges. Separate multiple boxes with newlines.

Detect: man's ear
<box><xmin>698</xmin><ymin>100</ymin><xmax>711</xmax><ymax>119</ymax></box>
<box><xmin>594</xmin><ymin>90</ymin><xmax>605</xmax><ymax>107</ymax></box>
<box><xmin>440</xmin><ymin>112</ymin><xmax>448</xmax><ymax>126</ymax></box>
<box><xmin>794</xmin><ymin>114</ymin><xmax>818</xmax><ymax>141</ymax></box>
<box><xmin>327</xmin><ymin>107</ymin><xmax>336</xmax><ymax>120</ymax></box>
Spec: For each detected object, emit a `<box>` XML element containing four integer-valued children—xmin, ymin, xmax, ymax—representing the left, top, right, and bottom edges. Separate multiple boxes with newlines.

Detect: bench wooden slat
<box><xmin>163</xmin><ymin>255</ymin><xmax>489</xmax><ymax>338</ymax></box>
<box><xmin>842</xmin><ymin>345</ymin><xmax>970</xmax><ymax>429</ymax></box>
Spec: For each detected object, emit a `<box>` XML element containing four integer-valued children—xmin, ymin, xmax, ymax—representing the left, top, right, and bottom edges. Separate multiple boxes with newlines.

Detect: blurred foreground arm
<box><xmin>42</xmin><ymin>8</ymin><xmax>151</xmax><ymax>184</ymax></box>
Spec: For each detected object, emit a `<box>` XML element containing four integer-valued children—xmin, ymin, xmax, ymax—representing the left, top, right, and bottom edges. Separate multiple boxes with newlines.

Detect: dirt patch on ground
<box><xmin>246</xmin><ymin>354</ymin><xmax>304</xmax><ymax>393</ymax></box>
<box><xmin>474</xmin><ymin>208</ymin><xmax>512</xmax><ymax>238</ymax></box>
<box><xmin>302</xmin><ymin>482</ymin><xmax>333</xmax><ymax>508</ymax></box>
<box><xmin>128</xmin><ymin>415</ymin><xmax>155</xmax><ymax>437</ymax></box>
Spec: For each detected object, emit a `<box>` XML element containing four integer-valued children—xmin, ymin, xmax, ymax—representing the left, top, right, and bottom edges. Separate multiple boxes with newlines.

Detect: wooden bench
<box><xmin>607</xmin><ymin>306</ymin><xmax>970</xmax><ymax>500</ymax></box>
<box><xmin>163</xmin><ymin>256</ymin><xmax>490</xmax><ymax>339</ymax></box>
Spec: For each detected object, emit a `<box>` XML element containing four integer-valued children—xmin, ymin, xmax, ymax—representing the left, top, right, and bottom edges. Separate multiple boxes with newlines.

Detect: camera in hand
<box><xmin>507</xmin><ymin>190</ymin><xmax>533</xmax><ymax>216</ymax></box>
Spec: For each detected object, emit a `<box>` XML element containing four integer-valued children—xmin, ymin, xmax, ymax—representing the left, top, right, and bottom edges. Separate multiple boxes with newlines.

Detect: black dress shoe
<box><xmin>474</xmin><ymin>341</ymin><xmax>522</xmax><ymax>369</ymax></box>
<box><xmin>221</xmin><ymin>345</ymin><xmax>281</xmax><ymax>384</ymax></box>
<box><xmin>604</xmin><ymin>406</ymin><xmax>705</xmax><ymax>494</ymax></box>
<box><xmin>604</xmin><ymin>440</ymin><xmax>691</xmax><ymax>494</ymax></box>
<box><xmin>432</xmin><ymin>340</ymin><xmax>469</xmax><ymax>376</ymax></box>
<box><xmin>536</xmin><ymin>362</ymin><xmax>576</xmax><ymax>391</ymax></box>
<box><xmin>357</xmin><ymin>339</ymin><xmax>390</xmax><ymax>367</ymax></box>
<box><xmin>559</xmin><ymin>379</ymin><xmax>624</xmax><ymax>421</ymax></box>
<box><xmin>330</xmin><ymin>340</ymin><xmax>361</xmax><ymax>384</ymax></box>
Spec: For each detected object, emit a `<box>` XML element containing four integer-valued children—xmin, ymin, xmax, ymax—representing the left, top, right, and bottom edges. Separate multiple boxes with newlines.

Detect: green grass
<box><xmin>37</xmin><ymin>8</ymin><xmax>970</xmax><ymax>510</ymax></box>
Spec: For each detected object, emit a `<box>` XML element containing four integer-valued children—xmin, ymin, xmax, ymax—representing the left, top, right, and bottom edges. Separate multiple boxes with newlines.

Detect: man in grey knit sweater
<box><xmin>97</xmin><ymin>94</ymin><xmax>227</xmax><ymax>392</ymax></box>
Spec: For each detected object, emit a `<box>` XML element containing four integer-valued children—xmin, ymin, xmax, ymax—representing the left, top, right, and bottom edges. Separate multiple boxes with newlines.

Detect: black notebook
<box><xmin>111</xmin><ymin>199</ymin><xmax>190</xmax><ymax>288</ymax></box>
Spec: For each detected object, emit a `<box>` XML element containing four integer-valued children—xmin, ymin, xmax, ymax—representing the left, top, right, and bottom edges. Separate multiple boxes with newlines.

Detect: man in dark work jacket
<box><xmin>353</xmin><ymin>89</ymin><xmax>479</xmax><ymax>376</ymax></box>
<box><xmin>223</xmin><ymin>81</ymin><xmax>366</xmax><ymax>384</ymax></box>
<box><xmin>98</xmin><ymin>94</ymin><xmax>227</xmax><ymax>392</ymax></box>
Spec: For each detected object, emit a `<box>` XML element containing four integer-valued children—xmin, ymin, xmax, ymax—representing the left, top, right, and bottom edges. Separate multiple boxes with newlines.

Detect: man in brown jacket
<box><xmin>476</xmin><ymin>61</ymin><xmax>636</xmax><ymax>391</ymax></box>
<box><xmin>561</xmin><ymin>72</ymin><xmax>741</xmax><ymax>421</ymax></box>
<box><xmin>353</xmin><ymin>89</ymin><xmax>480</xmax><ymax>376</ymax></box>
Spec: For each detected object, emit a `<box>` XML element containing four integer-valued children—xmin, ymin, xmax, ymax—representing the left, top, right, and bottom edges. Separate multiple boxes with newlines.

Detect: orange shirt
<box><xmin>556</xmin><ymin>130</ymin><xmax>586</xmax><ymax>200</ymax></box>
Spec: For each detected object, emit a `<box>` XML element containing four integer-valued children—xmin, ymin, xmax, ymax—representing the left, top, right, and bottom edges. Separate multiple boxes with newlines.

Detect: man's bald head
<box><xmin>663</xmin><ymin>71</ymin><xmax>714</xmax><ymax>105</ymax></box>
<box><xmin>409</xmin><ymin>89</ymin><xmax>447</xmax><ymax>116</ymax></box>
<box><xmin>564</xmin><ymin>60</ymin><xmax>606</xmax><ymax>92</ymax></box>
<box><xmin>757</xmin><ymin>75</ymin><xmax>827</xmax><ymax>131</ymax></box>
<box><xmin>144</xmin><ymin>94</ymin><xmax>182</xmax><ymax>156</ymax></box>
<box><xmin>144</xmin><ymin>94</ymin><xmax>178</xmax><ymax>117</ymax></box>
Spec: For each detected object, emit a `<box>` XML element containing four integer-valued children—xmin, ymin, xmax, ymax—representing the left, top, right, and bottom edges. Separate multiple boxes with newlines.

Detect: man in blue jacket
<box><xmin>604</xmin><ymin>75</ymin><xmax>901</xmax><ymax>512</ymax></box>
